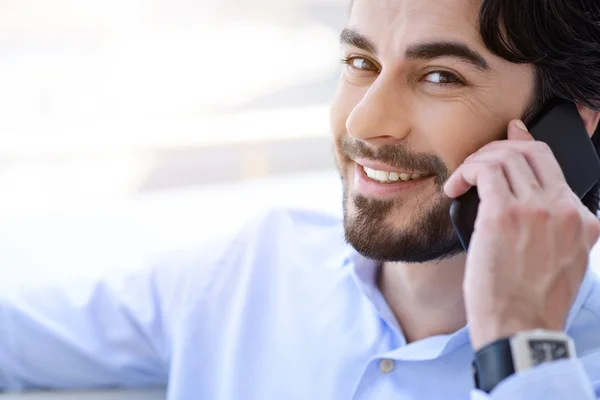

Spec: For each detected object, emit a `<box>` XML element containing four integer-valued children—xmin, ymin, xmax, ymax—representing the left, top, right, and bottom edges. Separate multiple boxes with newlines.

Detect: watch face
<box><xmin>528</xmin><ymin>340</ymin><xmax>570</xmax><ymax>364</ymax></box>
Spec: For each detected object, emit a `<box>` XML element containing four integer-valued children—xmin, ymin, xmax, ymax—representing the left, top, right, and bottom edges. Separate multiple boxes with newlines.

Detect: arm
<box><xmin>0</xmin><ymin>264</ymin><xmax>171</xmax><ymax>391</ymax></box>
<box><xmin>0</xmin><ymin>210</ymin><xmax>267</xmax><ymax>392</ymax></box>
<box><xmin>444</xmin><ymin>122</ymin><xmax>600</xmax><ymax>400</ymax></box>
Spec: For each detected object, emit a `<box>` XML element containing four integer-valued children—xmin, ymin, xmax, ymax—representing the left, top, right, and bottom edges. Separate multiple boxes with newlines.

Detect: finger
<box><xmin>445</xmin><ymin>147</ymin><xmax>541</xmax><ymax>198</ymax></box>
<box><xmin>466</xmin><ymin>149</ymin><xmax>542</xmax><ymax>199</ymax></box>
<box><xmin>475</xmin><ymin>164</ymin><xmax>514</xmax><ymax>209</ymax></box>
<box><xmin>444</xmin><ymin>159</ymin><xmax>512</xmax><ymax>204</ymax></box>
<box><xmin>507</xmin><ymin>120</ymin><xmax>535</xmax><ymax>141</ymax></box>
<box><xmin>475</xmin><ymin>123</ymin><xmax>565</xmax><ymax>189</ymax></box>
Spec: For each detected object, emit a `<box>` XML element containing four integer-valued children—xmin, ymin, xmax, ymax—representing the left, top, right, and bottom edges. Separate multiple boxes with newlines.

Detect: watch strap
<box><xmin>473</xmin><ymin>337</ymin><xmax>515</xmax><ymax>393</ymax></box>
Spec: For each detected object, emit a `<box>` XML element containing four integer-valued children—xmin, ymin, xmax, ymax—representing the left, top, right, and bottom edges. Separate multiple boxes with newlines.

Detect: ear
<box><xmin>576</xmin><ymin>104</ymin><xmax>600</xmax><ymax>137</ymax></box>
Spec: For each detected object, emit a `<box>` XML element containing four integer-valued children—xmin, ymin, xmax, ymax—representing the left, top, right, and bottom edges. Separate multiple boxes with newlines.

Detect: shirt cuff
<box><xmin>470</xmin><ymin>359</ymin><xmax>596</xmax><ymax>400</ymax></box>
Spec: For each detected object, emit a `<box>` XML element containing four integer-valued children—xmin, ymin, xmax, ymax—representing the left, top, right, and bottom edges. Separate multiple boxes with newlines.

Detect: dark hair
<box><xmin>478</xmin><ymin>0</ymin><xmax>600</xmax><ymax>215</ymax></box>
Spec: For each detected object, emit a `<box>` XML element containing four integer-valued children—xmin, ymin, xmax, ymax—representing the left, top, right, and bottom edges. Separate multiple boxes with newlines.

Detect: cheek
<box><xmin>412</xmin><ymin>101</ymin><xmax>509</xmax><ymax>172</ymax></box>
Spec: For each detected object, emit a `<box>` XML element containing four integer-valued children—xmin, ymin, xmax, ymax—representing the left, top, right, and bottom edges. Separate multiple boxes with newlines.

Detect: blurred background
<box><xmin>0</xmin><ymin>0</ymin><xmax>347</xmax><ymax>285</ymax></box>
<box><xmin>0</xmin><ymin>0</ymin><xmax>599</xmax><ymax>286</ymax></box>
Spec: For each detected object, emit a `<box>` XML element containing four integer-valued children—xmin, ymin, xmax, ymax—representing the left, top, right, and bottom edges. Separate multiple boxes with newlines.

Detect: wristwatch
<box><xmin>472</xmin><ymin>329</ymin><xmax>576</xmax><ymax>393</ymax></box>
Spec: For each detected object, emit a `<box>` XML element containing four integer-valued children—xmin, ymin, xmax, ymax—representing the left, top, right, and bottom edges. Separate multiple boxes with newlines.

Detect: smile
<box><xmin>363</xmin><ymin>166</ymin><xmax>423</xmax><ymax>183</ymax></box>
<box><xmin>352</xmin><ymin>160</ymin><xmax>434</xmax><ymax>198</ymax></box>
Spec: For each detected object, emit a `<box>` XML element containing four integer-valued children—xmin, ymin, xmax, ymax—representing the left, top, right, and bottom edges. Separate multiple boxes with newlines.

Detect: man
<box><xmin>2</xmin><ymin>0</ymin><xmax>600</xmax><ymax>398</ymax></box>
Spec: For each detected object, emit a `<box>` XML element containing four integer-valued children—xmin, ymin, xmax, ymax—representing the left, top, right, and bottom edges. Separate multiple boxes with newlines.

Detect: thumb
<box><xmin>508</xmin><ymin>119</ymin><xmax>534</xmax><ymax>141</ymax></box>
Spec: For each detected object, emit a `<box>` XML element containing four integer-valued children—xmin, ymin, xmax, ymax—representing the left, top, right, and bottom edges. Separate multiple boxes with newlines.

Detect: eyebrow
<box><xmin>339</xmin><ymin>28</ymin><xmax>491</xmax><ymax>72</ymax></box>
<box><xmin>339</xmin><ymin>28</ymin><xmax>377</xmax><ymax>55</ymax></box>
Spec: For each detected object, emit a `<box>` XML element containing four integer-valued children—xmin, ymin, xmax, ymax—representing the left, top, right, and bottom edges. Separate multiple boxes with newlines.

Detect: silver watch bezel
<box><xmin>509</xmin><ymin>329</ymin><xmax>576</xmax><ymax>371</ymax></box>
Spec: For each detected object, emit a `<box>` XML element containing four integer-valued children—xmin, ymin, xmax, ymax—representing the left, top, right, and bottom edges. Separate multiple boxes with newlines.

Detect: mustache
<box><xmin>340</xmin><ymin>135</ymin><xmax>451</xmax><ymax>181</ymax></box>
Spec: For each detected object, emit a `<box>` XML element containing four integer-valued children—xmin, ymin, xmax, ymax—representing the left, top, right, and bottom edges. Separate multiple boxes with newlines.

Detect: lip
<box><xmin>353</xmin><ymin>163</ymin><xmax>434</xmax><ymax>198</ymax></box>
<box><xmin>354</xmin><ymin>158</ymin><xmax>426</xmax><ymax>175</ymax></box>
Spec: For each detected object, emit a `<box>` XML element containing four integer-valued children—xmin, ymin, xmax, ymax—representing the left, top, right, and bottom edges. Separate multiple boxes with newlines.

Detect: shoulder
<box><xmin>214</xmin><ymin>207</ymin><xmax>350</xmax><ymax>277</ymax></box>
<box><xmin>150</xmin><ymin>206</ymin><xmax>352</xmax><ymax>314</ymax></box>
<box><xmin>245</xmin><ymin>207</ymin><xmax>345</xmax><ymax>251</ymax></box>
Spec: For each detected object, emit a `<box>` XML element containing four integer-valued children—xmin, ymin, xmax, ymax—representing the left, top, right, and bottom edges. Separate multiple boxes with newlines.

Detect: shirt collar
<box><xmin>350</xmin><ymin>251</ymin><xmax>405</xmax><ymax>341</ymax></box>
<box><xmin>349</xmin><ymin>249</ymin><xmax>596</xmax><ymax>360</ymax></box>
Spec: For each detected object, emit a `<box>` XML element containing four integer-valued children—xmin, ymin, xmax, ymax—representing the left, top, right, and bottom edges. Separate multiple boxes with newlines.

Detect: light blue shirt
<box><xmin>1</xmin><ymin>208</ymin><xmax>600</xmax><ymax>399</ymax></box>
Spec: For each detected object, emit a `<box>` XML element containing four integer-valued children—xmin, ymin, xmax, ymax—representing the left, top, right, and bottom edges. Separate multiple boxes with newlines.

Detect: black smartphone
<box><xmin>449</xmin><ymin>99</ymin><xmax>600</xmax><ymax>250</ymax></box>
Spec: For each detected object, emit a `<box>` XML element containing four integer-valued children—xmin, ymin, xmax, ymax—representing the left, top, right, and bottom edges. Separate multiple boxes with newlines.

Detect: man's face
<box><xmin>331</xmin><ymin>0</ymin><xmax>536</xmax><ymax>262</ymax></box>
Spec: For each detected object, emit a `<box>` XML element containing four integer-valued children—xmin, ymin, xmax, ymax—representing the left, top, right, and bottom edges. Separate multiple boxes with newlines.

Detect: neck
<box><xmin>378</xmin><ymin>253</ymin><xmax>467</xmax><ymax>344</ymax></box>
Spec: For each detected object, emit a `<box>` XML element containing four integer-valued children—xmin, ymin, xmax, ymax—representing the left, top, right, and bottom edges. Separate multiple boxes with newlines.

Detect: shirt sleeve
<box><xmin>0</xmin><ymin>261</ymin><xmax>175</xmax><ymax>392</ymax></box>
<box><xmin>0</xmin><ymin>210</ymin><xmax>266</xmax><ymax>393</ymax></box>
<box><xmin>470</xmin><ymin>359</ymin><xmax>598</xmax><ymax>400</ymax></box>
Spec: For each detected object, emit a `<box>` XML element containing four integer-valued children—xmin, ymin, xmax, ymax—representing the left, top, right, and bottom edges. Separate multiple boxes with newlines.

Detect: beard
<box><xmin>339</xmin><ymin>135</ymin><xmax>464</xmax><ymax>263</ymax></box>
<box><xmin>343</xmin><ymin>190</ymin><xmax>463</xmax><ymax>263</ymax></box>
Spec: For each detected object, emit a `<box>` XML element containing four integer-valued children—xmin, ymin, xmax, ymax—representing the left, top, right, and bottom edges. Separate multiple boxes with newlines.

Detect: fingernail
<box><xmin>515</xmin><ymin>120</ymin><xmax>528</xmax><ymax>132</ymax></box>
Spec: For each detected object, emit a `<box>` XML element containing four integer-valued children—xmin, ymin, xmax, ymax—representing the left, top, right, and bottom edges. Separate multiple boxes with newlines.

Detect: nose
<box><xmin>346</xmin><ymin>73</ymin><xmax>411</xmax><ymax>146</ymax></box>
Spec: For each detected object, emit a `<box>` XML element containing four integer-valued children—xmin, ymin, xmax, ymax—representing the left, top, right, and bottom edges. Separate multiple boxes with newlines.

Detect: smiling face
<box><xmin>331</xmin><ymin>0</ymin><xmax>536</xmax><ymax>262</ymax></box>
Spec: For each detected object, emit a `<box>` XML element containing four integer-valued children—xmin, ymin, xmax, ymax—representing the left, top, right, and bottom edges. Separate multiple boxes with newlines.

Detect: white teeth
<box><xmin>388</xmin><ymin>172</ymin><xmax>400</xmax><ymax>181</ymax></box>
<box><xmin>375</xmin><ymin>170</ymin><xmax>389</xmax><ymax>181</ymax></box>
<box><xmin>365</xmin><ymin>167</ymin><xmax>376</xmax><ymax>179</ymax></box>
<box><xmin>362</xmin><ymin>166</ymin><xmax>426</xmax><ymax>183</ymax></box>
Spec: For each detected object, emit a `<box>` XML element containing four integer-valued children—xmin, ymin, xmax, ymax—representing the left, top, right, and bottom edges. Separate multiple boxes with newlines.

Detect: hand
<box><xmin>444</xmin><ymin>120</ymin><xmax>600</xmax><ymax>351</ymax></box>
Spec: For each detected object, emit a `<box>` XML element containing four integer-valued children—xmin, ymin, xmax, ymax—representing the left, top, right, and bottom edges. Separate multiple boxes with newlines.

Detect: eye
<box><xmin>423</xmin><ymin>71</ymin><xmax>463</xmax><ymax>86</ymax></box>
<box><xmin>341</xmin><ymin>56</ymin><xmax>379</xmax><ymax>73</ymax></box>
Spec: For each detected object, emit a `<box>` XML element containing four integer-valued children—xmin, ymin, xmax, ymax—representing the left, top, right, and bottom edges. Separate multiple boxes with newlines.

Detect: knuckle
<box><xmin>587</xmin><ymin>216</ymin><xmax>600</xmax><ymax>239</ymax></box>
<box><xmin>558</xmin><ymin>205</ymin><xmax>581</xmax><ymax>222</ymax></box>
<box><xmin>491</xmin><ymin>203</ymin><xmax>556</xmax><ymax>225</ymax></box>
<box><xmin>557</xmin><ymin>206</ymin><xmax>584</xmax><ymax>234</ymax></box>
<box><xmin>530</xmin><ymin>206</ymin><xmax>552</xmax><ymax>221</ymax></box>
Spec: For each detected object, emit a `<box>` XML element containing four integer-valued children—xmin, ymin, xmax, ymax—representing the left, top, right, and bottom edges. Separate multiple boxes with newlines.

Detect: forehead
<box><xmin>348</xmin><ymin>0</ymin><xmax>484</xmax><ymax>54</ymax></box>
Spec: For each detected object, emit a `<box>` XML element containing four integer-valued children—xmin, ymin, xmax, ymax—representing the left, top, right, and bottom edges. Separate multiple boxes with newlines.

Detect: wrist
<box><xmin>470</xmin><ymin>317</ymin><xmax>563</xmax><ymax>351</ymax></box>
<box><xmin>472</xmin><ymin>329</ymin><xmax>576</xmax><ymax>393</ymax></box>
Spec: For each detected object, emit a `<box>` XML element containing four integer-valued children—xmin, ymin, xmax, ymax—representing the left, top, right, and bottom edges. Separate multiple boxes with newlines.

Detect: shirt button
<box><xmin>379</xmin><ymin>358</ymin><xmax>395</xmax><ymax>373</ymax></box>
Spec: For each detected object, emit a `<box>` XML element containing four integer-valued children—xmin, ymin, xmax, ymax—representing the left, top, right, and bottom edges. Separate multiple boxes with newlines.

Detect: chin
<box><xmin>342</xmin><ymin>190</ymin><xmax>464</xmax><ymax>263</ymax></box>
